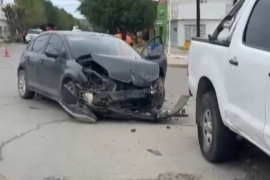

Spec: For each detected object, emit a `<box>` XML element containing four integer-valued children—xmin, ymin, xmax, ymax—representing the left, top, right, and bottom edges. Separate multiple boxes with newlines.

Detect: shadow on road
<box><xmin>35</xmin><ymin>94</ymin><xmax>270</xmax><ymax>180</ymax></box>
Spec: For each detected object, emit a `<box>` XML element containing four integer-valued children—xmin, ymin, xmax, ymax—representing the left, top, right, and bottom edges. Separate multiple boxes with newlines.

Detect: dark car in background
<box><xmin>17</xmin><ymin>31</ymin><xmax>180</xmax><ymax>123</ymax></box>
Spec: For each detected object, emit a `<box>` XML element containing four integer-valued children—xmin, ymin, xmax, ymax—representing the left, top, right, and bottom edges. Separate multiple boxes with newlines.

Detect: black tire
<box><xmin>152</xmin><ymin>77</ymin><xmax>165</xmax><ymax>109</ymax></box>
<box><xmin>18</xmin><ymin>70</ymin><xmax>35</xmax><ymax>99</ymax></box>
<box><xmin>65</xmin><ymin>81</ymin><xmax>78</xmax><ymax>95</ymax></box>
<box><xmin>197</xmin><ymin>91</ymin><xmax>237</xmax><ymax>163</ymax></box>
<box><xmin>60</xmin><ymin>80</ymin><xmax>79</xmax><ymax>103</ymax></box>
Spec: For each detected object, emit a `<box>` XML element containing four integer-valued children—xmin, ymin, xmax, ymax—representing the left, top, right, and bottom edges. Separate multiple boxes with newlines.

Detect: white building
<box><xmin>170</xmin><ymin>0</ymin><xmax>234</xmax><ymax>47</ymax></box>
<box><xmin>0</xmin><ymin>1</ymin><xmax>9</xmax><ymax>40</ymax></box>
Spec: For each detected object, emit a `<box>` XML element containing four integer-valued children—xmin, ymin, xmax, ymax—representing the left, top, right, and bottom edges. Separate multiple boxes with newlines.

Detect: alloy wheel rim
<box><xmin>19</xmin><ymin>73</ymin><xmax>26</xmax><ymax>95</ymax></box>
<box><xmin>202</xmin><ymin>109</ymin><xmax>213</xmax><ymax>151</ymax></box>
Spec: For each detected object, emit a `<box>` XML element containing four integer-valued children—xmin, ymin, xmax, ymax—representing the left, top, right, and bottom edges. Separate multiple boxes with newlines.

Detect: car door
<box><xmin>39</xmin><ymin>34</ymin><xmax>65</xmax><ymax>99</ymax></box>
<box><xmin>225</xmin><ymin>0</ymin><xmax>269</xmax><ymax>149</ymax></box>
<box><xmin>141</xmin><ymin>36</ymin><xmax>167</xmax><ymax>79</ymax></box>
<box><xmin>25</xmin><ymin>34</ymin><xmax>50</xmax><ymax>91</ymax></box>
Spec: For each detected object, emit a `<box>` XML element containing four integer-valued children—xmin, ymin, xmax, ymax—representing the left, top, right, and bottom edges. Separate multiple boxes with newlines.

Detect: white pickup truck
<box><xmin>188</xmin><ymin>0</ymin><xmax>270</xmax><ymax>163</ymax></box>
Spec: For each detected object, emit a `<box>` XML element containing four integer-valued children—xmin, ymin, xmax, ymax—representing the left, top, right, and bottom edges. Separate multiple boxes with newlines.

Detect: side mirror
<box><xmin>141</xmin><ymin>36</ymin><xmax>164</xmax><ymax>60</ymax></box>
<box><xmin>45</xmin><ymin>48</ymin><xmax>59</xmax><ymax>58</ymax></box>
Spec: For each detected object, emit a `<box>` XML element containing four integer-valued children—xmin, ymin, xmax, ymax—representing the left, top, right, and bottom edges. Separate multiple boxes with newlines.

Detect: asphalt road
<box><xmin>0</xmin><ymin>43</ymin><xmax>269</xmax><ymax>180</ymax></box>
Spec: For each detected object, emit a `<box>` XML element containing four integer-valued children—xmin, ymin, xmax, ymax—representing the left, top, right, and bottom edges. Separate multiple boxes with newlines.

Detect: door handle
<box><xmin>229</xmin><ymin>57</ymin><xmax>238</xmax><ymax>66</ymax></box>
<box><xmin>40</xmin><ymin>59</ymin><xmax>44</xmax><ymax>64</ymax></box>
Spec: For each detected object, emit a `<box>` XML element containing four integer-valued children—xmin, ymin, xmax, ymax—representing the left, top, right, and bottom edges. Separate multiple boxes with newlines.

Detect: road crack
<box><xmin>0</xmin><ymin>119</ymin><xmax>67</xmax><ymax>162</ymax></box>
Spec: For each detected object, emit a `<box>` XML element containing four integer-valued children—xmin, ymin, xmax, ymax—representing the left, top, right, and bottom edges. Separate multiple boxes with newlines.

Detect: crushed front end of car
<box><xmin>59</xmin><ymin>54</ymin><xmax>189</xmax><ymax>123</ymax></box>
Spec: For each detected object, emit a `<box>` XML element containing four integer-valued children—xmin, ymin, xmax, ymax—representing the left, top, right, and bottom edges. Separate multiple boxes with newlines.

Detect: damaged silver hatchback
<box><xmin>17</xmin><ymin>31</ymin><xmax>189</xmax><ymax>123</ymax></box>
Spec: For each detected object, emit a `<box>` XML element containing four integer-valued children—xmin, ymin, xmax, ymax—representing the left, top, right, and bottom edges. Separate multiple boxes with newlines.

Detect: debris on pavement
<box><xmin>156</xmin><ymin>172</ymin><xmax>201</xmax><ymax>180</ymax></box>
<box><xmin>147</xmin><ymin>149</ymin><xmax>162</xmax><ymax>156</ymax></box>
<box><xmin>131</xmin><ymin>129</ymin><xmax>136</xmax><ymax>133</ymax></box>
<box><xmin>166</xmin><ymin>126</ymin><xmax>171</xmax><ymax>129</ymax></box>
<box><xmin>29</xmin><ymin>106</ymin><xmax>40</xmax><ymax>110</ymax></box>
<box><xmin>44</xmin><ymin>176</ymin><xmax>69</xmax><ymax>180</ymax></box>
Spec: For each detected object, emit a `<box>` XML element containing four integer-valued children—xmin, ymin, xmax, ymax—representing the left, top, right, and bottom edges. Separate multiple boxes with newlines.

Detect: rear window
<box><xmin>65</xmin><ymin>34</ymin><xmax>141</xmax><ymax>59</ymax></box>
<box><xmin>28</xmin><ymin>29</ymin><xmax>42</xmax><ymax>34</ymax></box>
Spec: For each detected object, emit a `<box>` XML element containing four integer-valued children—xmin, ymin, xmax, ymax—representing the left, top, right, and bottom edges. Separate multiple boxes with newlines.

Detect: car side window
<box><xmin>59</xmin><ymin>45</ymin><xmax>69</xmax><ymax>60</ymax></box>
<box><xmin>46</xmin><ymin>34</ymin><xmax>63</xmax><ymax>53</ymax></box>
<box><xmin>26</xmin><ymin>40</ymin><xmax>34</xmax><ymax>51</ymax></box>
<box><xmin>243</xmin><ymin>0</ymin><xmax>270</xmax><ymax>51</ymax></box>
<box><xmin>32</xmin><ymin>34</ymin><xmax>49</xmax><ymax>53</ymax></box>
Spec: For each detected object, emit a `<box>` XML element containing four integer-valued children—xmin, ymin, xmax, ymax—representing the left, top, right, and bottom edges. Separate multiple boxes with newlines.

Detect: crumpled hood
<box><xmin>91</xmin><ymin>54</ymin><xmax>160</xmax><ymax>87</ymax></box>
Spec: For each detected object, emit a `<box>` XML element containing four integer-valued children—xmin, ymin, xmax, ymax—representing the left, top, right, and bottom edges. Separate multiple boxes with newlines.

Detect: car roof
<box><xmin>42</xmin><ymin>31</ymin><xmax>114</xmax><ymax>38</ymax></box>
<box><xmin>29</xmin><ymin>28</ymin><xmax>42</xmax><ymax>31</ymax></box>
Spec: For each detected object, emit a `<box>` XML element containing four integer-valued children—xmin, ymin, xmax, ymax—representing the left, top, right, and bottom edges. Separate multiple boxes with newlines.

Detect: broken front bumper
<box><xmin>58</xmin><ymin>84</ymin><xmax>190</xmax><ymax>123</ymax></box>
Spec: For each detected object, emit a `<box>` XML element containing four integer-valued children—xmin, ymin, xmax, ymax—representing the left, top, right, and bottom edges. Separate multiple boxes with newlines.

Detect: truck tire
<box><xmin>197</xmin><ymin>91</ymin><xmax>237</xmax><ymax>163</ymax></box>
<box><xmin>18</xmin><ymin>70</ymin><xmax>35</xmax><ymax>99</ymax></box>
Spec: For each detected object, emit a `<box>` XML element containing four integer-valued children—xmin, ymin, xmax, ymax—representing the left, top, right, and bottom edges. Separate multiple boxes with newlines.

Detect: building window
<box><xmin>4</xmin><ymin>27</ymin><xmax>6</xmax><ymax>34</ymax></box>
<box><xmin>0</xmin><ymin>26</ymin><xmax>2</xmax><ymax>36</ymax></box>
<box><xmin>200</xmin><ymin>0</ymin><xmax>207</xmax><ymax>3</ymax></box>
<box><xmin>184</xmin><ymin>24</ymin><xmax>206</xmax><ymax>40</ymax></box>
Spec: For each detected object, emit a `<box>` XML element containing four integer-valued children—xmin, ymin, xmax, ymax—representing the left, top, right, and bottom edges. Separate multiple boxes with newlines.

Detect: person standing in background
<box><xmin>115</xmin><ymin>26</ymin><xmax>133</xmax><ymax>46</ymax></box>
<box><xmin>22</xmin><ymin>30</ymin><xmax>27</xmax><ymax>43</ymax></box>
<box><xmin>46</xmin><ymin>23</ymin><xmax>56</xmax><ymax>31</ymax></box>
<box><xmin>142</xmin><ymin>29</ymin><xmax>150</xmax><ymax>44</ymax></box>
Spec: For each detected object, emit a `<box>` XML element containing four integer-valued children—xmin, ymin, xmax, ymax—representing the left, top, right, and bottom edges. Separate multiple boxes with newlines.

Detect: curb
<box><xmin>168</xmin><ymin>63</ymin><xmax>188</xmax><ymax>68</ymax></box>
<box><xmin>167</xmin><ymin>54</ymin><xmax>188</xmax><ymax>59</ymax></box>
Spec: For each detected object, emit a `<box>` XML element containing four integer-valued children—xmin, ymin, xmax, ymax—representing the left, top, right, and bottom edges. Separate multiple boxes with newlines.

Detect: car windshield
<box><xmin>28</xmin><ymin>29</ymin><xmax>42</xmax><ymax>34</ymax></box>
<box><xmin>65</xmin><ymin>34</ymin><xmax>141</xmax><ymax>59</ymax></box>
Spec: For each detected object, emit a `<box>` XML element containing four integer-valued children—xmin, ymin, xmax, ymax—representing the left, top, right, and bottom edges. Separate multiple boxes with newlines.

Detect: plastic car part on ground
<box><xmin>58</xmin><ymin>84</ymin><xmax>190</xmax><ymax>123</ymax></box>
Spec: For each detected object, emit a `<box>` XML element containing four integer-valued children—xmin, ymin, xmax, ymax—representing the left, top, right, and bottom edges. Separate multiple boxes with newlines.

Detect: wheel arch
<box><xmin>17</xmin><ymin>66</ymin><xmax>24</xmax><ymax>76</ymax></box>
<box><xmin>196</xmin><ymin>76</ymin><xmax>216</xmax><ymax>124</ymax></box>
<box><xmin>159</xmin><ymin>67</ymin><xmax>165</xmax><ymax>79</ymax></box>
<box><xmin>61</xmin><ymin>75</ymin><xmax>73</xmax><ymax>85</ymax></box>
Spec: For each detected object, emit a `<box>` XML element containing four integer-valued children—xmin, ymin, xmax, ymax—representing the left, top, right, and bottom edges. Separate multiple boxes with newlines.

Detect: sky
<box><xmin>3</xmin><ymin>0</ymin><xmax>83</xmax><ymax>18</ymax></box>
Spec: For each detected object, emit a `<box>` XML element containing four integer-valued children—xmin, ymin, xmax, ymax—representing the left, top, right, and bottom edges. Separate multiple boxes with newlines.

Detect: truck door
<box><xmin>251</xmin><ymin>0</ymin><xmax>270</xmax><ymax>150</ymax></box>
<box><xmin>225</xmin><ymin>0</ymin><xmax>270</xmax><ymax>149</ymax></box>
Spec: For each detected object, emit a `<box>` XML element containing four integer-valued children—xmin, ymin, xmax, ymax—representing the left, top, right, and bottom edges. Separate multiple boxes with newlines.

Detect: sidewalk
<box><xmin>168</xmin><ymin>57</ymin><xmax>188</xmax><ymax>68</ymax></box>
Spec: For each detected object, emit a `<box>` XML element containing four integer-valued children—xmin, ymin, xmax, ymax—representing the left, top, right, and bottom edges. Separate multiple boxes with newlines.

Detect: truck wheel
<box><xmin>198</xmin><ymin>91</ymin><xmax>237</xmax><ymax>163</ymax></box>
<box><xmin>18</xmin><ymin>70</ymin><xmax>35</xmax><ymax>99</ymax></box>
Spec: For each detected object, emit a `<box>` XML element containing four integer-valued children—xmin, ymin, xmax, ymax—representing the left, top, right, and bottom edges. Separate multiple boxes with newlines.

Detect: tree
<box><xmin>2</xmin><ymin>4</ymin><xmax>18</xmax><ymax>41</ymax></box>
<box><xmin>15</xmin><ymin>0</ymin><xmax>46</xmax><ymax>29</ymax></box>
<box><xmin>2</xmin><ymin>0</ymin><xmax>88</xmax><ymax>42</ymax></box>
<box><xmin>78</xmin><ymin>0</ymin><xmax>157</xmax><ymax>34</ymax></box>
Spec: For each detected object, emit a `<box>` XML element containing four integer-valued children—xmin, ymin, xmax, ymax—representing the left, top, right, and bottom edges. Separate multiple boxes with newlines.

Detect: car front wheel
<box><xmin>18</xmin><ymin>70</ymin><xmax>35</xmax><ymax>99</ymax></box>
<box><xmin>152</xmin><ymin>77</ymin><xmax>165</xmax><ymax>109</ymax></box>
<box><xmin>197</xmin><ymin>91</ymin><xmax>237</xmax><ymax>163</ymax></box>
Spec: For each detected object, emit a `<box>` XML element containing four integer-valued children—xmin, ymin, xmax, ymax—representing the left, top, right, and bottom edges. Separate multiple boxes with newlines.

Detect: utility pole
<box><xmin>167</xmin><ymin>0</ymin><xmax>172</xmax><ymax>56</ymax></box>
<box><xmin>196</xmin><ymin>0</ymin><xmax>200</xmax><ymax>37</ymax></box>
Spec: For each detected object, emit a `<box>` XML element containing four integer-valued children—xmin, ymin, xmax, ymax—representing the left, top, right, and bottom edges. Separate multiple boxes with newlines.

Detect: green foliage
<box><xmin>2</xmin><ymin>0</ymin><xmax>91</xmax><ymax>41</ymax></box>
<box><xmin>16</xmin><ymin>0</ymin><xmax>46</xmax><ymax>29</ymax></box>
<box><xmin>2</xmin><ymin>4</ymin><xmax>19</xmax><ymax>40</ymax></box>
<box><xmin>78</xmin><ymin>0</ymin><xmax>157</xmax><ymax>33</ymax></box>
